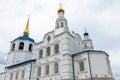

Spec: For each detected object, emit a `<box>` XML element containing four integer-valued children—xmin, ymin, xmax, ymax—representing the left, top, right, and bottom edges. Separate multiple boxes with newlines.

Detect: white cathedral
<box><xmin>0</xmin><ymin>6</ymin><xmax>114</xmax><ymax>80</ymax></box>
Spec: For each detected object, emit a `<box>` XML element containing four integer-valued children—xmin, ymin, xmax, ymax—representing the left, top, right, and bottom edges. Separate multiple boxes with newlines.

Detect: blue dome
<box><xmin>84</xmin><ymin>32</ymin><xmax>89</xmax><ymax>36</ymax></box>
<box><xmin>14</xmin><ymin>35</ymin><xmax>35</xmax><ymax>43</ymax></box>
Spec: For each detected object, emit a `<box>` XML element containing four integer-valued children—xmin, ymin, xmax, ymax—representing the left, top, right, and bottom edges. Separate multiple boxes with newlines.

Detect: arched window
<box><xmin>38</xmin><ymin>67</ymin><xmax>41</xmax><ymax>76</ymax></box>
<box><xmin>29</xmin><ymin>44</ymin><xmax>33</xmax><ymax>51</ymax></box>
<box><xmin>11</xmin><ymin>43</ymin><xmax>15</xmax><ymax>51</ymax></box>
<box><xmin>54</xmin><ymin>63</ymin><xmax>59</xmax><ymax>73</ymax></box>
<box><xmin>46</xmin><ymin>47</ymin><xmax>50</xmax><ymax>56</ymax></box>
<box><xmin>39</xmin><ymin>50</ymin><xmax>43</xmax><ymax>58</ymax></box>
<box><xmin>79</xmin><ymin>61</ymin><xmax>85</xmax><ymax>71</ymax></box>
<box><xmin>46</xmin><ymin>64</ymin><xmax>49</xmax><ymax>75</ymax></box>
<box><xmin>61</xmin><ymin>22</ymin><xmax>63</xmax><ymax>27</ymax></box>
<box><xmin>19</xmin><ymin>42</ymin><xmax>24</xmax><ymax>50</ymax></box>
<box><xmin>54</xmin><ymin>44</ymin><xmax>59</xmax><ymax>54</ymax></box>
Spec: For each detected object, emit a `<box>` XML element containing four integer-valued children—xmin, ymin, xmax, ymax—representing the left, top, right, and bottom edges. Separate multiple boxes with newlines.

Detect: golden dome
<box><xmin>58</xmin><ymin>7</ymin><xmax>64</xmax><ymax>13</ymax></box>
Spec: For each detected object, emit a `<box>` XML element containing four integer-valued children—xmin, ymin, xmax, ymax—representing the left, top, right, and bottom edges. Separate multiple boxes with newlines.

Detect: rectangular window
<box><xmin>61</xmin><ymin>22</ymin><xmax>63</xmax><ymax>27</ymax></box>
<box><xmin>22</xmin><ymin>71</ymin><xmax>25</xmax><ymax>78</ymax></box>
<box><xmin>54</xmin><ymin>63</ymin><xmax>58</xmax><ymax>73</ymax></box>
<box><xmin>10</xmin><ymin>73</ymin><xmax>13</xmax><ymax>80</ymax></box>
<box><xmin>46</xmin><ymin>65</ymin><xmax>49</xmax><ymax>75</ymax></box>
<box><xmin>79</xmin><ymin>61</ymin><xmax>85</xmax><ymax>72</ymax></box>
<box><xmin>46</xmin><ymin>47</ymin><xmax>50</xmax><ymax>56</ymax></box>
<box><xmin>39</xmin><ymin>50</ymin><xmax>43</xmax><ymax>58</ymax></box>
<box><xmin>16</xmin><ymin>72</ymin><xmax>19</xmax><ymax>80</ymax></box>
<box><xmin>54</xmin><ymin>44</ymin><xmax>59</xmax><ymax>54</ymax></box>
<box><xmin>38</xmin><ymin>67</ymin><xmax>41</xmax><ymax>76</ymax></box>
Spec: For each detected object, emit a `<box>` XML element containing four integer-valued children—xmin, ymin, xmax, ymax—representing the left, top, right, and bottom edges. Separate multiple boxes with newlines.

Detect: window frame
<box><xmin>10</xmin><ymin>73</ymin><xmax>13</xmax><ymax>80</ymax></box>
<box><xmin>16</xmin><ymin>72</ymin><xmax>19</xmax><ymax>80</ymax></box>
<box><xmin>46</xmin><ymin>47</ymin><xmax>50</xmax><ymax>56</ymax></box>
<box><xmin>39</xmin><ymin>49</ymin><xmax>43</xmax><ymax>58</ymax></box>
<box><xmin>38</xmin><ymin>67</ymin><xmax>41</xmax><ymax>76</ymax></box>
<box><xmin>61</xmin><ymin>22</ymin><xmax>63</xmax><ymax>27</ymax></box>
<box><xmin>79</xmin><ymin>61</ymin><xmax>85</xmax><ymax>72</ymax></box>
<box><xmin>11</xmin><ymin>43</ymin><xmax>15</xmax><ymax>51</ymax></box>
<box><xmin>29</xmin><ymin>44</ymin><xmax>33</xmax><ymax>51</ymax></box>
<box><xmin>19</xmin><ymin>42</ymin><xmax>24</xmax><ymax>50</ymax></box>
<box><xmin>54</xmin><ymin>62</ymin><xmax>59</xmax><ymax>73</ymax></box>
<box><xmin>54</xmin><ymin>44</ymin><xmax>59</xmax><ymax>54</ymax></box>
<box><xmin>46</xmin><ymin>64</ymin><xmax>49</xmax><ymax>75</ymax></box>
<box><xmin>22</xmin><ymin>71</ymin><xmax>25</xmax><ymax>79</ymax></box>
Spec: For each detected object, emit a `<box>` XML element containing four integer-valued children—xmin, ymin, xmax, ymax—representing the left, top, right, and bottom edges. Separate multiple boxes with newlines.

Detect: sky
<box><xmin>0</xmin><ymin>0</ymin><xmax>120</xmax><ymax>77</ymax></box>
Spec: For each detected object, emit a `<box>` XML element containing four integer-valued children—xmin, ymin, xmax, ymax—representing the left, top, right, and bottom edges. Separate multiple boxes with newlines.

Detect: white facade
<box><xmin>0</xmin><ymin>72</ymin><xmax>5</xmax><ymax>80</ymax></box>
<box><xmin>7</xmin><ymin>39</ymin><xmax>34</xmax><ymax>66</ymax></box>
<box><xmin>74</xmin><ymin>51</ymin><xmax>113</xmax><ymax>80</ymax></box>
<box><xmin>35</xmin><ymin>30</ymin><xmax>83</xmax><ymax>80</ymax></box>
<box><xmin>5</xmin><ymin>61</ymin><xmax>35</xmax><ymax>80</ymax></box>
<box><xmin>0</xmin><ymin>7</ymin><xmax>114</xmax><ymax>80</ymax></box>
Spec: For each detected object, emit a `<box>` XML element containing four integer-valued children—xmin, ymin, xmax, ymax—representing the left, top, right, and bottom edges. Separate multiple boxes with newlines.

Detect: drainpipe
<box><xmin>4</xmin><ymin>67</ymin><xmax>7</xmax><ymax>80</ymax></box>
<box><xmin>29</xmin><ymin>62</ymin><xmax>32</xmax><ymax>80</ymax></box>
<box><xmin>87</xmin><ymin>51</ymin><xmax>92</xmax><ymax>80</ymax></box>
<box><xmin>72</xmin><ymin>55</ymin><xmax>75</xmax><ymax>80</ymax></box>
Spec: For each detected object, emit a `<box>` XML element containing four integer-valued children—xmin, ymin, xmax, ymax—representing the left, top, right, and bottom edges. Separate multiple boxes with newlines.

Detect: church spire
<box><xmin>23</xmin><ymin>16</ymin><xmax>29</xmax><ymax>36</ymax></box>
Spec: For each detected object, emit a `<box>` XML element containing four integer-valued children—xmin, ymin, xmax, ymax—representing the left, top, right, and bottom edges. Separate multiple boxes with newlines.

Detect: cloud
<box><xmin>0</xmin><ymin>0</ymin><xmax>120</xmax><ymax>74</ymax></box>
<box><xmin>0</xmin><ymin>52</ymin><xmax>7</xmax><ymax>65</ymax></box>
<box><xmin>0</xmin><ymin>58</ymin><xmax>6</xmax><ymax>65</ymax></box>
<box><xmin>0</xmin><ymin>51</ymin><xmax>6</xmax><ymax>71</ymax></box>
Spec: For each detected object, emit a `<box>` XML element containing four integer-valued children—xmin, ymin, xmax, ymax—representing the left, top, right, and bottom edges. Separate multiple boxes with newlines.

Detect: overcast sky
<box><xmin>0</xmin><ymin>0</ymin><xmax>120</xmax><ymax>76</ymax></box>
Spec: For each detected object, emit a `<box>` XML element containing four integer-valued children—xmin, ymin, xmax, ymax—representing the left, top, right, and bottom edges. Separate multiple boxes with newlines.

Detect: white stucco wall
<box><xmin>74</xmin><ymin>51</ymin><xmax>113</xmax><ymax>79</ymax></box>
<box><xmin>0</xmin><ymin>72</ymin><xmax>5</xmax><ymax>80</ymax></box>
<box><xmin>7</xmin><ymin>39</ymin><xmax>34</xmax><ymax>66</ymax></box>
<box><xmin>35</xmin><ymin>30</ymin><xmax>83</xmax><ymax>80</ymax></box>
<box><xmin>89</xmin><ymin>51</ymin><xmax>113</xmax><ymax>78</ymax></box>
<box><xmin>5</xmin><ymin>61</ymin><xmax>35</xmax><ymax>80</ymax></box>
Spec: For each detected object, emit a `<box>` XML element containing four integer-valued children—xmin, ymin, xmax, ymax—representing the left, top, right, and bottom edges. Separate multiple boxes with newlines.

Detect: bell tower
<box><xmin>7</xmin><ymin>17</ymin><xmax>35</xmax><ymax>66</ymax></box>
<box><xmin>54</xmin><ymin>4</ymin><xmax>69</xmax><ymax>35</ymax></box>
<box><xmin>82</xmin><ymin>28</ymin><xmax>94</xmax><ymax>51</ymax></box>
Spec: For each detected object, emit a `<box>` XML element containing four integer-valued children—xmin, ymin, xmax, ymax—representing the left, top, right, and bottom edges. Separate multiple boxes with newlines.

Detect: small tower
<box><xmin>82</xmin><ymin>28</ymin><xmax>94</xmax><ymax>51</ymax></box>
<box><xmin>7</xmin><ymin>17</ymin><xmax>35</xmax><ymax>66</ymax></box>
<box><xmin>55</xmin><ymin>4</ymin><xmax>69</xmax><ymax>35</ymax></box>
